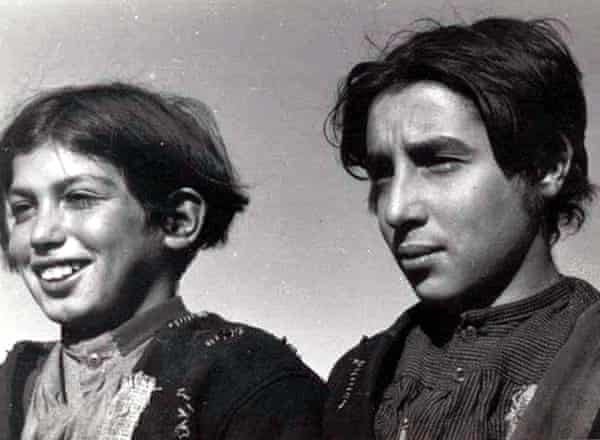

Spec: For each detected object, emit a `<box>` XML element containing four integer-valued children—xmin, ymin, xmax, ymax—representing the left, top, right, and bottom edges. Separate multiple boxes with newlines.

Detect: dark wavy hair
<box><xmin>325</xmin><ymin>17</ymin><xmax>595</xmax><ymax>244</ymax></box>
<box><xmin>0</xmin><ymin>82</ymin><xmax>249</xmax><ymax>276</ymax></box>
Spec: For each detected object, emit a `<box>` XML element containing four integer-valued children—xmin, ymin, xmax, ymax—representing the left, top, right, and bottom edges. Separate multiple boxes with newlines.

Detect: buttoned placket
<box><xmin>396</xmin><ymin>417</ymin><xmax>409</xmax><ymax>440</ymax></box>
<box><xmin>70</xmin><ymin>349</ymin><xmax>115</xmax><ymax>398</ymax></box>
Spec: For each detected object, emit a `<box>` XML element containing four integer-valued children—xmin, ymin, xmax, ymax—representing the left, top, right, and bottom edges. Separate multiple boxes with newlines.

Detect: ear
<box><xmin>538</xmin><ymin>139</ymin><xmax>573</xmax><ymax>199</ymax></box>
<box><xmin>161</xmin><ymin>188</ymin><xmax>205</xmax><ymax>251</ymax></box>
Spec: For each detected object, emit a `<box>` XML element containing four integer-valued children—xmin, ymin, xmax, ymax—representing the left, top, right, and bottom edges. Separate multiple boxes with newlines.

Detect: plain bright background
<box><xmin>0</xmin><ymin>0</ymin><xmax>599</xmax><ymax>378</ymax></box>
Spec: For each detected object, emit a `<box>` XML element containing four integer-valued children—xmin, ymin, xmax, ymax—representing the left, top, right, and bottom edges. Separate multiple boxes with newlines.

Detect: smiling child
<box><xmin>0</xmin><ymin>83</ymin><xmax>325</xmax><ymax>440</ymax></box>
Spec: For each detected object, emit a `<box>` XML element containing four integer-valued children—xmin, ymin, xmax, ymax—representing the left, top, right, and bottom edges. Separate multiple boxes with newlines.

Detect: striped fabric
<box><xmin>374</xmin><ymin>277</ymin><xmax>600</xmax><ymax>440</ymax></box>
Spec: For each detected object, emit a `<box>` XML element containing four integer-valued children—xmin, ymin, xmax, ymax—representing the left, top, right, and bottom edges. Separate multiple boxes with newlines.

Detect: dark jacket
<box><xmin>0</xmin><ymin>312</ymin><xmax>326</xmax><ymax>440</ymax></box>
<box><xmin>324</xmin><ymin>281</ymin><xmax>600</xmax><ymax>440</ymax></box>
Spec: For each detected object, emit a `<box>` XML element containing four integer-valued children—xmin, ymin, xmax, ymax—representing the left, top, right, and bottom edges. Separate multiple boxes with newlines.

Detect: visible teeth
<box><xmin>40</xmin><ymin>264</ymin><xmax>81</xmax><ymax>281</ymax></box>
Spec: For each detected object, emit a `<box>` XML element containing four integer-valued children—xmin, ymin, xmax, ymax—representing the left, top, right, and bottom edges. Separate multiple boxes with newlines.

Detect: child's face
<box><xmin>366</xmin><ymin>81</ymin><xmax>543</xmax><ymax>308</ymax></box>
<box><xmin>6</xmin><ymin>142</ymin><xmax>170</xmax><ymax>335</ymax></box>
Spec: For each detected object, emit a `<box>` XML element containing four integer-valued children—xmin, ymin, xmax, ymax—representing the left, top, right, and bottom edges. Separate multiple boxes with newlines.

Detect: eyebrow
<box><xmin>8</xmin><ymin>174</ymin><xmax>119</xmax><ymax>198</ymax></box>
<box><xmin>404</xmin><ymin>136</ymin><xmax>474</xmax><ymax>155</ymax></box>
<box><xmin>365</xmin><ymin>135</ymin><xmax>474</xmax><ymax>169</ymax></box>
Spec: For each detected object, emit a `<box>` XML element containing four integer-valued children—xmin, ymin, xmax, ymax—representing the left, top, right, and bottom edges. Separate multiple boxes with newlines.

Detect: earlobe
<box><xmin>162</xmin><ymin>188</ymin><xmax>205</xmax><ymax>251</ymax></box>
<box><xmin>539</xmin><ymin>139</ymin><xmax>573</xmax><ymax>198</ymax></box>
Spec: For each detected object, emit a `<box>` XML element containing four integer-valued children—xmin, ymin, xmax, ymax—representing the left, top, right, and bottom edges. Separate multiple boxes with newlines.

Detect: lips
<box><xmin>396</xmin><ymin>244</ymin><xmax>443</xmax><ymax>259</ymax></box>
<box><xmin>32</xmin><ymin>259</ymin><xmax>92</xmax><ymax>284</ymax></box>
<box><xmin>394</xmin><ymin>244</ymin><xmax>444</xmax><ymax>273</ymax></box>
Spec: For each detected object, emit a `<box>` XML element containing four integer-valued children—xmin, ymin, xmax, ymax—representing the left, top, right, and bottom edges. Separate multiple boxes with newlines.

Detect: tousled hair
<box><xmin>325</xmin><ymin>17</ymin><xmax>594</xmax><ymax>243</ymax></box>
<box><xmin>0</xmin><ymin>82</ymin><xmax>249</xmax><ymax>276</ymax></box>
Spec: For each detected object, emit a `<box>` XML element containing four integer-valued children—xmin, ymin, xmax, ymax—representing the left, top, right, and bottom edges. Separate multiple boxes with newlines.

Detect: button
<box><xmin>464</xmin><ymin>325</ymin><xmax>477</xmax><ymax>339</ymax></box>
<box><xmin>87</xmin><ymin>352</ymin><xmax>103</xmax><ymax>368</ymax></box>
<box><xmin>455</xmin><ymin>367</ymin><xmax>465</xmax><ymax>383</ymax></box>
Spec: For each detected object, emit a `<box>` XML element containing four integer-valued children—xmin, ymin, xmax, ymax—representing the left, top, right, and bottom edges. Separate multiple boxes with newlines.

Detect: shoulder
<box><xmin>149</xmin><ymin>312</ymin><xmax>326</xmax><ymax>439</ymax></box>
<box><xmin>169</xmin><ymin>312</ymin><xmax>316</xmax><ymax>375</ymax></box>
<box><xmin>565</xmin><ymin>276</ymin><xmax>600</xmax><ymax>304</ymax></box>
<box><xmin>323</xmin><ymin>310</ymin><xmax>416</xmax><ymax>440</ymax></box>
<box><xmin>1</xmin><ymin>340</ymin><xmax>53</xmax><ymax>373</ymax></box>
<box><xmin>327</xmin><ymin>335</ymin><xmax>378</xmax><ymax>387</ymax></box>
<box><xmin>548</xmin><ymin>276</ymin><xmax>600</xmax><ymax>326</ymax></box>
<box><xmin>327</xmin><ymin>307</ymin><xmax>416</xmax><ymax>385</ymax></box>
<box><xmin>149</xmin><ymin>311</ymin><xmax>322</xmax><ymax>389</ymax></box>
<box><xmin>325</xmin><ymin>307</ymin><xmax>418</xmax><ymax>419</ymax></box>
<box><xmin>0</xmin><ymin>341</ymin><xmax>54</xmax><ymax>436</ymax></box>
<box><xmin>0</xmin><ymin>340</ymin><xmax>54</xmax><ymax>395</ymax></box>
<box><xmin>564</xmin><ymin>278</ymin><xmax>600</xmax><ymax>337</ymax></box>
<box><xmin>509</xmin><ymin>279</ymin><xmax>600</xmax><ymax>439</ymax></box>
<box><xmin>159</xmin><ymin>313</ymin><xmax>323</xmax><ymax>392</ymax></box>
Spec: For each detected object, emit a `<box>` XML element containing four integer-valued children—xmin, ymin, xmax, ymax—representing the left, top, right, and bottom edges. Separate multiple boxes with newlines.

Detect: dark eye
<box><xmin>9</xmin><ymin>200</ymin><xmax>35</xmax><ymax>224</ymax></box>
<box><xmin>64</xmin><ymin>191</ymin><xmax>100</xmax><ymax>209</ymax></box>
<box><xmin>419</xmin><ymin>155</ymin><xmax>462</xmax><ymax>174</ymax></box>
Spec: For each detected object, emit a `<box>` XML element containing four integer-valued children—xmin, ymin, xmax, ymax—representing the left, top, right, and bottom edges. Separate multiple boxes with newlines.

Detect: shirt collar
<box><xmin>415</xmin><ymin>276</ymin><xmax>572</xmax><ymax>338</ymax></box>
<box><xmin>63</xmin><ymin>296</ymin><xmax>188</xmax><ymax>361</ymax></box>
<box><xmin>112</xmin><ymin>296</ymin><xmax>187</xmax><ymax>354</ymax></box>
<box><xmin>460</xmin><ymin>275</ymin><xmax>571</xmax><ymax>327</ymax></box>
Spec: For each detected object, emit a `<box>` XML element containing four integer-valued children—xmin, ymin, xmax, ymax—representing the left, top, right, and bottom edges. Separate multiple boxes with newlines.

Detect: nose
<box><xmin>383</xmin><ymin>173</ymin><xmax>427</xmax><ymax>231</ymax></box>
<box><xmin>30</xmin><ymin>204</ymin><xmax>66</xmax><ymax>253</ymax></box>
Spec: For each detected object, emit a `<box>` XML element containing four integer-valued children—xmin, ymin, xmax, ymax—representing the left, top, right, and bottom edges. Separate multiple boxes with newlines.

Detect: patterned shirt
<box><xmin>374</xmin><ymin>277</ymin><xmax>600</xmax><ymax>440</ymax></box>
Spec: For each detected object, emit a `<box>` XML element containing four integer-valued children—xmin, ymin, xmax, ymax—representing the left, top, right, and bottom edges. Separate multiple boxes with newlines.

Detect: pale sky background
<box><xmin>0</xmin><ymin>0</ymin><xmax>598</xmax><ymax>378</ymax></box>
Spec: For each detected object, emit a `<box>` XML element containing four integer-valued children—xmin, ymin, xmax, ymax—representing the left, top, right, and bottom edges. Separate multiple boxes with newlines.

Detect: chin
<box><xmin>414</xmin><ymin>278</ymin><xmax>495</xmax><ymax>315</ymax></box>
<box><xmin>38</xmin><ymin>300</ymin><xmax>85</xmax><ymax>326</ymax></box>
<box><xmin>415</xmin><ymin>291</ymin><xmax>461</xmax><ymax>305</ymax></box>
<box><xmin>40</xmin><ymin>308</ymin><xmax>74</xmax><ymax>326</ymax></box>
<box><xmin>411</xmin><ymin>276</ymin><xmax>463</xmax><ymax>304</ymax></box>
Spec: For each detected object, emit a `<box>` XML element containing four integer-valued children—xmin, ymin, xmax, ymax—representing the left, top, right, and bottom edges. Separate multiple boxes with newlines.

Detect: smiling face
<box><xmin>366</xmin><ymin>81</ymin><xmax>556</xmax><ymax>310</ymax></box>
<box><xmin>6</xmin><ymin>142</ymin><xmax>172</xmax><ymax>336</ymax></box>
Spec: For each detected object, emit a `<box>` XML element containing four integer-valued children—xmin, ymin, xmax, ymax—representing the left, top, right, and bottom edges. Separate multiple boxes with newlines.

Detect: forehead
<box><xmin>10</xmin><ymin>142</ymin><xmax>126</xmax><ymax>190</ymax></box>
<box><xmin>366</xmin><ymin>81</ymin><xmax>486</xmax><ymax>152</ymax></box>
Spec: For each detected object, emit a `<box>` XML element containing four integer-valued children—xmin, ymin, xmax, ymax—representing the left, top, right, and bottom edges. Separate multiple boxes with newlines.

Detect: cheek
<box><xmin>452</xmin><ymin>182</ymin><xmax>532</xmax><ymax>258</ymax></box>
<box><xmin>7</xmin><ymin>228</ymin><xmax>29</xmax><ymax>265</ymax></box>
<box><xmin>75</xmin><ymin>209</ymin><xmax>144</xmax><ymax>251</ymax></box>
<box><xmin>436</xmin><ymin>179</ymin><xmax>507</xmax><ymax>244</ymax></box>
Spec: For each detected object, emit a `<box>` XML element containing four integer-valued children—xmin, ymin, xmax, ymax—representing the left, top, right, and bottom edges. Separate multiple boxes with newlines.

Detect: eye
<box><xmin>63</xmin><ymin>191</ymin><xmax>101</xmax><ymax>209</ymax></box>
<box><xmin>9</xmin><ymin>199</ymin><xmax>35</xmax><ymax>224</ymax></box>
<box><xmin>418</xmin><ymin>155</ymin><xmax>462</xmax><ymax>174</ymax></box>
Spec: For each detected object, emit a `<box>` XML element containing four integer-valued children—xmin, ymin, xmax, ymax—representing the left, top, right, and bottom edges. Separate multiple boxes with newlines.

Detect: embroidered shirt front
<box><xmin>20</xmin><ymin>297</ymin><xmax>188</xmax><ymax>440</ymax></box>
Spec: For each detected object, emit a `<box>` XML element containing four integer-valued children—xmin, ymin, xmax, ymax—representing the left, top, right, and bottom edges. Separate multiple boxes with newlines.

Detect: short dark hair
<box><xmin>326</xmin><ymin>17</ymin><xmax>594</xmax><ymax>243</ymax></box>
<box><xmin>0</xmin><ymin>82</ymin><xmax>249</xmax><ymax>275</ymax></box>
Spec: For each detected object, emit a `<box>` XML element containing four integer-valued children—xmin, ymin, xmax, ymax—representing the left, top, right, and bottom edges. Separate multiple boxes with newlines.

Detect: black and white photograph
<box><xmin>0</xmin><ymin>1</ymin><xmax>599</xmax><ymax>439</ymax></box>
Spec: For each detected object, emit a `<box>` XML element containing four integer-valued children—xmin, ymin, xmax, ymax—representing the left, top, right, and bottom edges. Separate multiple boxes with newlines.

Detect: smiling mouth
<box><xmin>34</xmin><ymin>261</ymin><xmax>91</xmax><ymax>283</ymax></box>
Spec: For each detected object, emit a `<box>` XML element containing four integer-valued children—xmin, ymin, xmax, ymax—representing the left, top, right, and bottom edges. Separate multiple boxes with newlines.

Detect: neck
<box><xmin>490</xmin><ymin>232</ymin><xmax>560</xmax><ymax>307</ymax></box>
<box><xmin>422</xmin><ymin>231</ymin><xmax>560</xmax><ymax>317</ymax></box>
<box><xmin>62</xmin><ymin>276</ymin><xmax>177</xmax><ymax>344</ymax></box>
